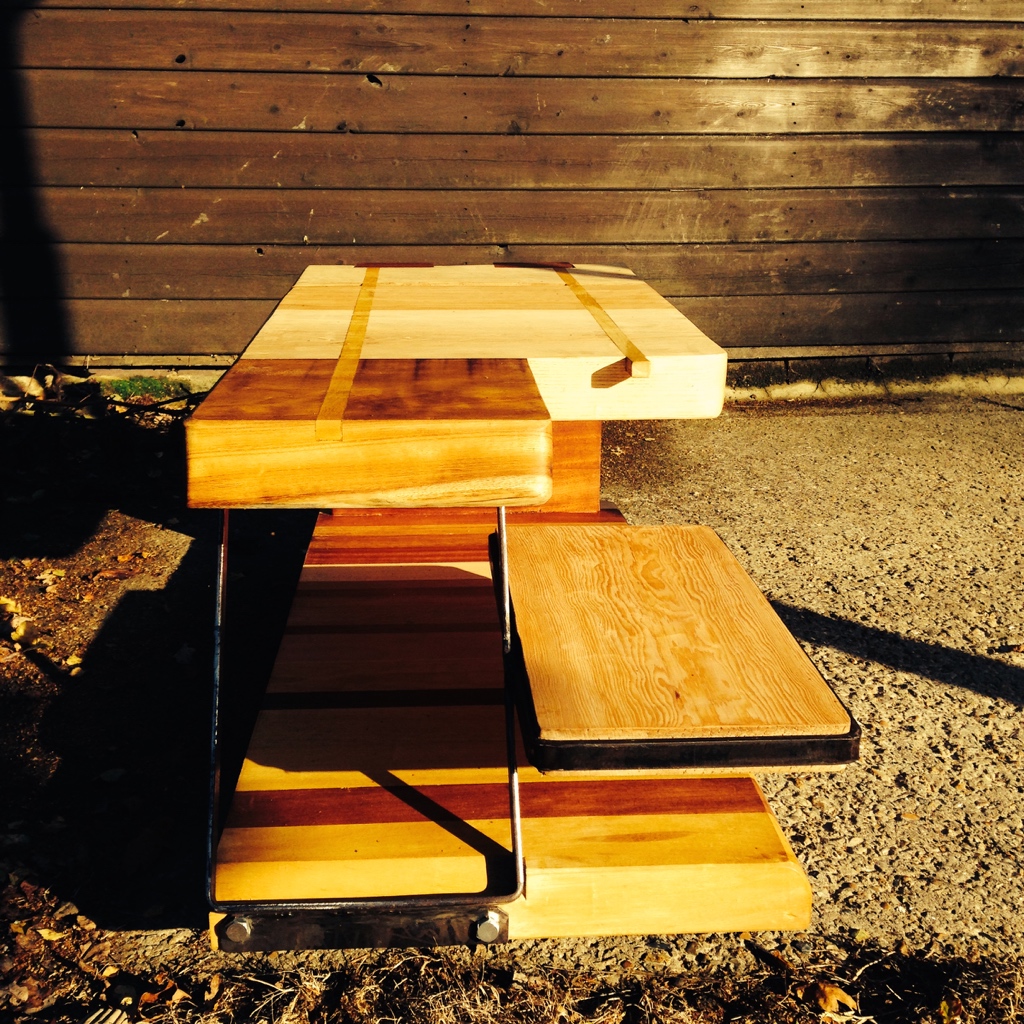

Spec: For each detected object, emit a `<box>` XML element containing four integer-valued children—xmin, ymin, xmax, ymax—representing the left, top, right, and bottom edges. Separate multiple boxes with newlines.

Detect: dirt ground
<box><xmin>1</xmin><ymin>383</ymin><xmax>1022</xmax><ymax>1023</ymax></box>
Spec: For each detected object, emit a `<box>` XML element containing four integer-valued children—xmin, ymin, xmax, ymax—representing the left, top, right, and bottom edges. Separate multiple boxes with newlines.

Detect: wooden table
<box><xmin>187</xmin><ymin>263</ymin><xmax>855</xmax><ymax>951</ymax></box>
<box><xmin>186</xmin><ymin>263</ymin><xmax>726</xmax><ymax>507</ymax></box>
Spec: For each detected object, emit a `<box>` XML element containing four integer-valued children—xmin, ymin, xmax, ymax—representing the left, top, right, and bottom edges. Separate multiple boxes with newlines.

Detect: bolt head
<box><xmin>474</xmin><ymin>910</ymin><xmax>502</xmax><ymax>944</ymax></box>
<box><xmin>224</xmin><ymin>916</ymin><xmax>253</xmax><ymax>944</ymax></box>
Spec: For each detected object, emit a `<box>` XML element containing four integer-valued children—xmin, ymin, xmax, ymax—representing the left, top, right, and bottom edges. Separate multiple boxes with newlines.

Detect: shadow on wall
<box><xmin>0</xmin><ymin>3</ymin><xmax>71</xmax><ymax>370</ymax></box>
<box><xmin>772</xmin><ymin>600</ymin><xmax>1024</xmax><ymax>709</ymax></box>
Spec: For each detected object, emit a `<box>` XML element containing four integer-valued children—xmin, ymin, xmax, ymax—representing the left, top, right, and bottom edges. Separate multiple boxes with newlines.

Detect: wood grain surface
<box><xmin>19</xmin><ymin>13</ymin><xmax>1024</xmax><ymax>79</ymax></box>
<box><xmin>186</xmin><ymin>346</ymin><xmax>554</xmax><ymax>507</ymax></box>
<box><xmin>17</xmin><ymin>240</ymin><xmax>1021</xmax><ymax>305</ymax></box>
<box><xmin>506</xmin><ymin>524</ymin><xmax>853</xmax><ymax>741</ymax></box>
<box><xmin>21</xmin><ymin>0</ymin><xmax>1022</xmax><ymax>18</ymax></box>
<box><xmin>24</xmin><ymin>132</ymin><xmax>1024</xmax><ymax>192</ymax></box>
<box><xmin>8</xmin><ymin>0</ymin><xmax>1022</xmax><ymax>371</ymax></box>
<box><xmin>26</xmin><ymin>187</ymin><xmax>1024</xmax><ymax>245</ymax></box>
<box><xmin>223</xmin><ymin>264</ymin><xmax>727</xmax><ymax>423</ymax></box>
<box><xmin>22</xmin><ymin>72</ymin><xmax>1024</xmax><ymax>134</ymax></box>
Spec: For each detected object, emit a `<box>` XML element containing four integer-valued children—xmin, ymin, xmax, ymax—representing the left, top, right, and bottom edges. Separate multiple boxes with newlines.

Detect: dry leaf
<box><xmin>204</xmin><ymin>973</ymin><xmax>223</xmax><ymax>1005</ymax></box>
<box><xmin>35</xmin><ymin>928</ymin><xmax>68</xmax><ymax>941</ymax></box>
<box><xmin>940</xmin><ymin>991</ymin><xmax>965</xmax><ymax>1023</ymax></box>
<box><xmin>799</xmin><ymin>981</ymin><xmax>858</xmax><ymax>1014</ymax></box>
<box><xmin>93</xmin><ymin>568</ymin><xmax>135</xmax><ymax>581</ymax></box>
<box><xmin>9</xmin><ymin>615</ymin><xmax>38</xmax><ymax>645</ymax></box>
<box><xmin>4</xmin><ymin>982</ymin><xmax>30</xmax><ymax>1006</ymax></box>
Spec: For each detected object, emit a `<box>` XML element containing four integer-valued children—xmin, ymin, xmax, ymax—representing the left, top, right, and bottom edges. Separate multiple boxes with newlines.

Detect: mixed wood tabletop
<box><xmin>185</xmin><ymin>264</ymin><xmax>725</xmax><ymax>507</ymax></box>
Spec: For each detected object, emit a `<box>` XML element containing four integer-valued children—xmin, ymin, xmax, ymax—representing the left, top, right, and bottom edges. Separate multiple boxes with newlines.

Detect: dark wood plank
<box><xmin>346</xmin><ymin>359</ymin><xmax>550</xmax><ymax>422</ymax></box>
<box><xmin>18</xmin><ymin>12</ymin><xmax>1024</xmax><ymax>78</ymax></box>
<box><xmin>20</xmin><ymin>0</ymin><xmax>1024</xmax><ymax>19</ymax></box>
<box><xmin>23</xmin><ymin>129</ymin><xmax>1024</xmax><ymax>189</ymax></box>
<box><xmin>13</xmin><ymin>240</ymin><xmax>1023</xmax><ymax>300</ymax></box>
<box><xmin>677</xmin><ymin>291</ymin><xmax>1024</xmax><ymax>349</ymax></box>
<box><xmin>0</xmin><ymin>298</ymin><xmax>274</xmax><ymax>355</ymax></box>
<box><xmin>227</xmin><ymin>777</ymin><xmax>767</xmax><ymax>829</ymax></box>
<box><xmin>306</xmin><ymin>509</ymin><xmax>626</xmax><ymax>565</ymax></box>
<box><xmin>22</xmin><ymin>70</ymin><xmax>1024</xmax><ymax>133</ymax></box>
<box><xmin>19</xmin><ymin>187</ymin><xmax>1024</xmax><ymax>245</ymax></box>
<box><xmin>266</xmin><ymin>630</ymin><xmax>504</xmax><ymax>693</ymax></box>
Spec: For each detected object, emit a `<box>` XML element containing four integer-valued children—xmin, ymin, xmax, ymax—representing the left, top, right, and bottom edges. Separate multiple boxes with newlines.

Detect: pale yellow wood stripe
<box><xmin>315</xmin><ymin>265</ymin><xmax>379</xmax><ymax>442</ymax></box>
<box><xmin>507</xmin><ymin>524</ymin><xmax>852</xmax><ymax>741</ymax></box>
<box><xmin>557</xmin><ymin>269</ymin><xmax>651</xmax><ymax>378</ymax></box>
<box><xmin>187</xmin><ymin>418</ymin><xmax>553</xmax><ymax>507</ymax></box>
<box><xmin>508</xmin><ymin>861</ymin><xmax>810</xmax><ymax>939</ymax></box>
<box><xmin>278</xmin><ymin>284</ymin><xmax>364</xmax><ymax>310</ymax></box>
<box><xmin>215</xmin><ymin>820</ymin><xmax>492</xmax><ymax>901</ymax></box>
<box><xmin>368</xmin><ymin>284</ymin><xmax>585</xmax><ymax>311</ymax></box>
<box><xmin>360</xmin><ymin>308</ymin><xmax>616</xmax><ymax>358</ymax></box>
<box><xmin>240</xmin><ymin>308</ymin><xmax>355</xmax><ymax>360</ymax></box>
<box><xmin>214</xmin><ymin>811</ymin><xmax>796</xmax><ymax>907</ymax></box>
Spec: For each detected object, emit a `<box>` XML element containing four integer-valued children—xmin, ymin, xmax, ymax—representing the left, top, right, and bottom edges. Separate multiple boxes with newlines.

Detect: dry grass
<box><xmin>109</xmin><ymin>945</ymin><xmax>1024</xmax><ymax>1024</ymax></box>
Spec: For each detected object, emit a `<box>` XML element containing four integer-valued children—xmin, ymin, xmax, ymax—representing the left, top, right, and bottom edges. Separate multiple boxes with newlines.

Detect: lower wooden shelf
<box><xmin>210</xmin><ymin>512</ymin><xmax>813</xmax><ymax>947</ymax></box>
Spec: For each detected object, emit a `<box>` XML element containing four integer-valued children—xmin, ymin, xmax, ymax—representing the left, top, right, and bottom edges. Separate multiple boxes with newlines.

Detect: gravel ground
<box><xmin>603</xmin><ymin>393</ymin><xmax>1024</xmax><ymax>959</ymax></box>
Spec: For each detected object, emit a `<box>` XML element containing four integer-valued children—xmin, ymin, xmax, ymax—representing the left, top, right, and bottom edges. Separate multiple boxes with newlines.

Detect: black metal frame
<box><xmin>206</xmin><ymin>509</ymin><xmax>525</xmax><ymax>952</ymax></box>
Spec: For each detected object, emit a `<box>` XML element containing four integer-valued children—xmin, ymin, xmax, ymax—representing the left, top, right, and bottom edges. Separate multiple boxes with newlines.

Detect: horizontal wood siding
<box><xmin>1</xmin><ymin>2</ymin><xmax>1021</xmax><ymax>363</ymax></box>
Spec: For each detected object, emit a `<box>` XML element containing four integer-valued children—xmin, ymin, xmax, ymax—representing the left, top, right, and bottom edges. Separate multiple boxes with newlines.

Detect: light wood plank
<box><xmin>507</xmin><ymin>524</ymin><xmax>852</xmax><ymax>741</ymax></box>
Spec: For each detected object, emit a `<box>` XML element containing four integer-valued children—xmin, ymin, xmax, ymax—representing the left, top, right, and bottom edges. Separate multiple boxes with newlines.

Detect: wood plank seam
<box><xmin>315</xmin><ymin>265</ymin><xmax>378</xmax><ymax>441</ymax></box>
<box><xmin>556</xmin><ymin>269</ymin><xmax>651</xmax><ymax>377</ymax></box>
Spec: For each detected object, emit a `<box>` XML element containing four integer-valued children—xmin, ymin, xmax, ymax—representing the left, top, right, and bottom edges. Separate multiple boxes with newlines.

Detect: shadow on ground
<box><xmin>1</xmin><ymin>410</ymin><xmax>316</xmax><ymax>930</ymax></box>
<box><xmin>773</xmin><ymin>600</ymin><xmax>1024</xmax><ymax>707</ymax></box>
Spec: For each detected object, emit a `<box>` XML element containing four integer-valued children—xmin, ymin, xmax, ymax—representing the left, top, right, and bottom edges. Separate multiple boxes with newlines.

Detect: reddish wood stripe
<box><xmin>285</xmin><ymin>623</ymin><xmax>500</xmax><ymax>635</ymax></box>
<box><xmin>262</xmin><ymin>688</ymin><xmax>503</xmax><ymax>710</ymax></box>
<box><xmin>227</xmin><ymin>777</ymin><xmax>764</xmax><ymax>829</ymax></box>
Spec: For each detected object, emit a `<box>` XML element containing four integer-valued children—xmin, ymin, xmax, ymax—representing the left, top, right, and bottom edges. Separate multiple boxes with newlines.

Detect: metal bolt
<box><xmin>474</xmin><ymin>910</ymin><xmax>502</xmax><ymax>944</ymax></box>
<box><xmin>224</xmin><ymin>916</ymin><xmax>253</xmax><ymax>944</ymax></box>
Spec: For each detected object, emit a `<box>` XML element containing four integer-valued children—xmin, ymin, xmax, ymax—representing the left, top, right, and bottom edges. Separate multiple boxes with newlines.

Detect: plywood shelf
<box><xmin>501</xmin><ymin>523</ymin><xmax>859</xmax><ymax>770</ymax></box>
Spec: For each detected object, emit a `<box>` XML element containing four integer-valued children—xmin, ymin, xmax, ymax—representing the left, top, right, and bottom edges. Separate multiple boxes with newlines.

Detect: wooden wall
<box><xmin>1</xmin><ymin>0</ymin><xmax>1022</xmax><ymax>367</ymax></box>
